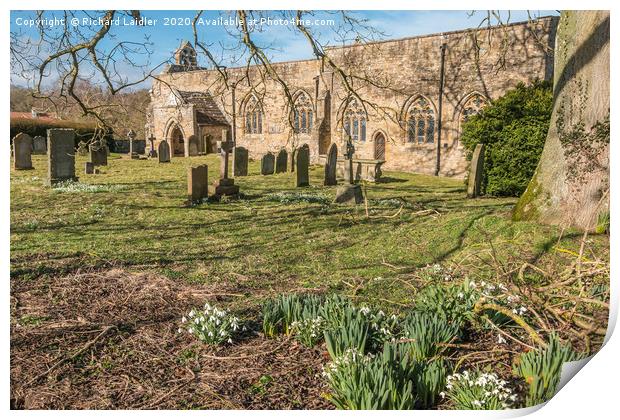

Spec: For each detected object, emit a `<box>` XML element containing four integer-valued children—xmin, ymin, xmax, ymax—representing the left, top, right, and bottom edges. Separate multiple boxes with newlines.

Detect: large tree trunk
<box><xmin>513</xmin><ymin>11</ymin><xmax>610</xmax><ymax>231</ymax></box>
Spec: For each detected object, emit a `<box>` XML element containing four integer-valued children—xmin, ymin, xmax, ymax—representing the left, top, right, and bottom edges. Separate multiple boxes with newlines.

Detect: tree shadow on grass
<box><xmin>376</xmin><ymin>176</ymin><xmax>408</xmax><ymax>184</ymax></box>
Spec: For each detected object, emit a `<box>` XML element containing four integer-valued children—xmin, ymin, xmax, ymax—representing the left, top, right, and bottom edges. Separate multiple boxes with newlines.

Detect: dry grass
<box><xmin>11</xmin><ymin>268</ymin><xmax>331</xmax><ymax>409</ymax></box>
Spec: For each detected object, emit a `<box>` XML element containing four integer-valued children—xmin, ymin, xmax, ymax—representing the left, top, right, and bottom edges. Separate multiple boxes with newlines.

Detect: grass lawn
<box><xmin>11</xmin><ymin>154</ymin><xmax>587</xmax><ymax>300</ymax></box>
<box><xmin>10</xmin><ymin>153</ymin><xmax>609</xmax><ymax>409</ymax></box>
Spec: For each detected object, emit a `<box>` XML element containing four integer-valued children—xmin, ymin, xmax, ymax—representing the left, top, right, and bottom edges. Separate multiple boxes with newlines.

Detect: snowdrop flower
<box><xmin>498</xmin><ymin>334</ymin><xmax>507</xmax><ymax>344</ymax></box>
<box><xmin>181</xmin><ymin>316</ymin><xmax>187</xmax><ymax>323</ymax></box>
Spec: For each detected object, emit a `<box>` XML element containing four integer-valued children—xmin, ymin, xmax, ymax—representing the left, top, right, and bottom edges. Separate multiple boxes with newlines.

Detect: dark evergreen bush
<box><xmin>10</xmin><ymin>118</ymin><xmax>113</xmax><ymax>148</ymax></box>
<box><xmin>460</xmin><ymin>81</ymin><xmax>552</xmax><ymax>196</ymax></box>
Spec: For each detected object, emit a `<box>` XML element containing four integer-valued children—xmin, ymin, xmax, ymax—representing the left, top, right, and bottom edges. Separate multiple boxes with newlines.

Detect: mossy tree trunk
<box><xmin>513</xmin><ymin>11</ymin><xmax>610</xmax><ymax>231</ymax></box>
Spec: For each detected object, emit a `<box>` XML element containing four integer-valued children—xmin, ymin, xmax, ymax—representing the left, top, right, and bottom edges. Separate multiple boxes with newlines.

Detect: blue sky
<box><xmin>10</xmin><ymin>10</ymin><xmax>559</xmax><ymax>88</ymax></box>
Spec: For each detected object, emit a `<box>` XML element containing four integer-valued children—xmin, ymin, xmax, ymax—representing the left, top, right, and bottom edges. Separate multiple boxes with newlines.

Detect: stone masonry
<box><xmin>147</xmin><ymin>17</ymin><xmax>558</xmax><ymax>178</ymax></box>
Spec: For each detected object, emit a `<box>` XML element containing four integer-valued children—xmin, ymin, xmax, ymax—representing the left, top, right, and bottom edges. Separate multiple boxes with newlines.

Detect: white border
<box><xmin>2</xmin><ymin>1</ymin><xmax>617</xmax><ymax>419</ymax></box>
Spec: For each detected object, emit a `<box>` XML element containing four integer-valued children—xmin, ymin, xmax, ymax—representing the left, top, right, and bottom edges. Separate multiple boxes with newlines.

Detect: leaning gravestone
<box><xmin>158</xmin><ymin>141</ymin><xmax>171</xmax><ymax>163</ymax></box>
<box><xmin>187</xmin><ymin>164</ymin><xmax>209</xmax><ymax>203</ymax></box>
<box><xmin>47</xmin><ymin>129</ymin><xmax>77</xmax><ymax>185</ymax></box>
<box><xmin>233</xmin><ymin>147</ymin><xmax>248</xmax><ymax>177</ymax></box>
<box><xmin>324</xmin><ymin>143</ymin><xmax>338</xmax><ymax>186</ymax></box>
<box><xmin>90</xmin><ymin>144</ymin><xmax>108</xmax><ymax>166</ymax></box>
<box><xmin>261</xmin><ymin>152</ymin><xmax>275</xmax><ymax>175</ymax></box>
<box><xmin>12</xmin><ymin>133</ymin><xmax>33</xmax><ymax>170</ymax></box>
<box><xmin>296</xmin><ymin>145</ymin><xmax>310</xmax><ymax>187</ymax></box>
<box><xmin>32</xmin><ymin>136</ymin><xmax>47</xmax><ymax>155</ymax></box>
<box><xmin>467</xmin><ymin>143</ymin><xmax>486</xmax><ymax>198</ymax></box>
<box><xmin>275</xmin><ymin>149</ymin><xmax>288</xmax><ymax>173</ymax></box>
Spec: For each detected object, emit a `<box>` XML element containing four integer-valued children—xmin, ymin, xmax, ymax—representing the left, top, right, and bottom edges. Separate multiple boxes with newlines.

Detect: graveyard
<box><xmin>10</xmin><ymin>147</ymin><xmax>609</xmax><ymax>409</ymax></box>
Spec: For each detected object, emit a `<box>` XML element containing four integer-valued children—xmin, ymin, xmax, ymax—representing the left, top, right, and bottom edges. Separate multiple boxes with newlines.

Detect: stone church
<box><xmin>146</xmin><ymin>16</ymin><xmax>558</xmax><ymax>178</ymax></box>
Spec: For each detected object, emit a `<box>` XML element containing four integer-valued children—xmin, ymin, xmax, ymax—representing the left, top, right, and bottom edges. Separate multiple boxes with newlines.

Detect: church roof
<box><xmin>177</xmin><ymin>90</ymin><xmax>229</xmax><ymax>126</ymax></box>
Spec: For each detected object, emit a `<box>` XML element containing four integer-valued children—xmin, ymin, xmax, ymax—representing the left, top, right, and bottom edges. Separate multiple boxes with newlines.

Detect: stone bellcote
<box><xmin>174</xmin><ymin>41</ymin><xmax>197</xmax><ymax>69</ymax></box>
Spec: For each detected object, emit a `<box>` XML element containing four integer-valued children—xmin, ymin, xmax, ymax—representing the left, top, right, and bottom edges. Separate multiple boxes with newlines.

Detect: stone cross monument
<box><xmin>127</xmin><ymin>129</ymin><xmax>138</xmax><ymax>159</ymax></box>
<box><xmin>147</xmin><ymin>134</ymin><xmax>158</xmax><ymax>158</ymax></box>
<box><xmin>213</xmin><ymin>129</ymin><xmax>240</xmax><ymax>199</ymax></box>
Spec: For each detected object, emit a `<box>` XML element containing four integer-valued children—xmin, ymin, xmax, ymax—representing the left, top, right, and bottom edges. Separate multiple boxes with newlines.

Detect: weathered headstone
<box><xmin>275</xmin><ymin>149</ymin><xmax>288</xmax><ymax>173</ymax></box>
<box><xmin>47</xmin><ymin>129</ymin><xmax>77</xmax><ymax>185</ymax></box>
<box><xmin>233</xmin><ymin>147</ymin><xmax>248</xmax><ymax>177</ymax></box>
<box><xmin>12</xmin><ymin>133</ymin><xmax>33</xmax><ymax>170</ymax></box>
<box><xmin>467</xmin><ymin>143</ymin><xmax>485</xmax><ymax>198</ymax></box>
<box><xmin>324</xmin><ymin>143</ymin><xmax>338</xmax><ymax>186</ymax></box>
<box><xmin>188</xmin><ymin>135</ymin><xmax>199</xmax><ymax>156</ymax></box>
<box><xmin>89</xmin><ymin>144</ymin><xmax>108</xmax><ymax>166</ymax></box>
<box><xmin>334</xmin><ymin>137</ymin><xmax>363</xmax><ymax>204</ymax></box>
<box><xmin>187</xmin><ymin>165</ymin><xmax>209</xmax><ymax>203</ymax></box>
<box><xmin>32</xmin><ymin>136</ymin><xmax>47</xmax><ymax>155</ymax></box>
<box><xmin>296</xmin><ymin>145</ymin><xmax>310</xmax><ymax>187</ymax></box>
<box><xmin>261</xmin><ymin>152</ymin><xmax>275</xmax><ymax>175</ymax></box>
<box><xmin>127</xmin><ymin>129</ymin><xmax>139</xmax><ymax>159</ymax></box>
<box><xmin>85</xmin><ymin>162</ymin><xmax>95</xmax><ymax>174</ymax></box>
<box><xmin>158</xmin><ymin>141</ymin><xmax>171</xmax><ymax>163</ymax></box>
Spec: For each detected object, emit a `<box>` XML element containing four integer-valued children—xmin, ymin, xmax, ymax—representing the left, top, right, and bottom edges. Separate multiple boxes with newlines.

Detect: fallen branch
<box><xmin>474</xmin><ymin>300</ymin><xmax>547</xmax><ymax>347</ymax></box>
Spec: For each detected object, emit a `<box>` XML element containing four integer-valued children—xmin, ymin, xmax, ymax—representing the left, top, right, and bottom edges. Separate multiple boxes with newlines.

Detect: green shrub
<box><xmin>512</xmin><ymin>335</ymin><xmax>583</xmax><ymax>406</ymax></box>
<box><xmin>324</xmin><ymin>306</ymin><xmax>371</xmax><ymax>359</ymax></box>
<box><xmin>10</xmin><ymin>117</ymin><xmax>113</xmax><ymax>148</ymax></box>
<box><xmin>323</xmin><ymin>343</ymin><xmax>448</xmax><ymax>410</ymax></box>
<box><xmin>414</xmin><ymin>278</ymin><xmax>478</xmax><ymax>329</ymax></box>
<box><xmin>414</xmin><ymin>358</ymin><xmax>448</xmax><ymax>409</ymax></box>
<box><xmin>461</xmin><ymin>81</ymin><xmax>552</xmax><ymax>197</ymax></box>
<box><xmin>322</xmin><ymin>344</ymin><xmax>417</xmax><ymax>410</ymax></box>
<box><xmin>261</xmin><ymin>293</ymin><xmax>323</xmax><ymax>337</ymax></box>
<box><xmin>262</xmin><ymin>293</ymin><xmax>399</xmax><ymax>351</ymax></box>
<box><xmin>401</xmin><ymin>312</ymin><xmax>460</xmax><ymax>360</ymax></box>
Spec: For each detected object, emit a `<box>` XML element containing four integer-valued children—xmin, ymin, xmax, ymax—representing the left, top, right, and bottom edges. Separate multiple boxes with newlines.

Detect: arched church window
<box><xmin>406</xmin><ymin>97</ymin><xmax>435</xmax><ymax>144</ymax></box>
<box><xmin>293</xmin><ymin>92</ymin><xmax>313</xmax><ymax>134</ymax></box>
<box><xmin>244</xmin><ymin>96</ymin><xmax>263</xmax><ymax>135</ymax></box>
<box><xmin>343</xmin><ymin>98</ymin><xmax>367</xmax><ymax>142</ymax></box>
<box><xmin>460</xmin><ymin>93</ymin><xmax>487</xmax><ymax>125</ymax></box>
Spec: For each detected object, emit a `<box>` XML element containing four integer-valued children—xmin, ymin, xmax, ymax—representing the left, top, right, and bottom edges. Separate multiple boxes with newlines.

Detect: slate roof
<box><xmin>177</xmin><ymin>90</ymin><xmax>229</xmax><ymax>126</ymax></box>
